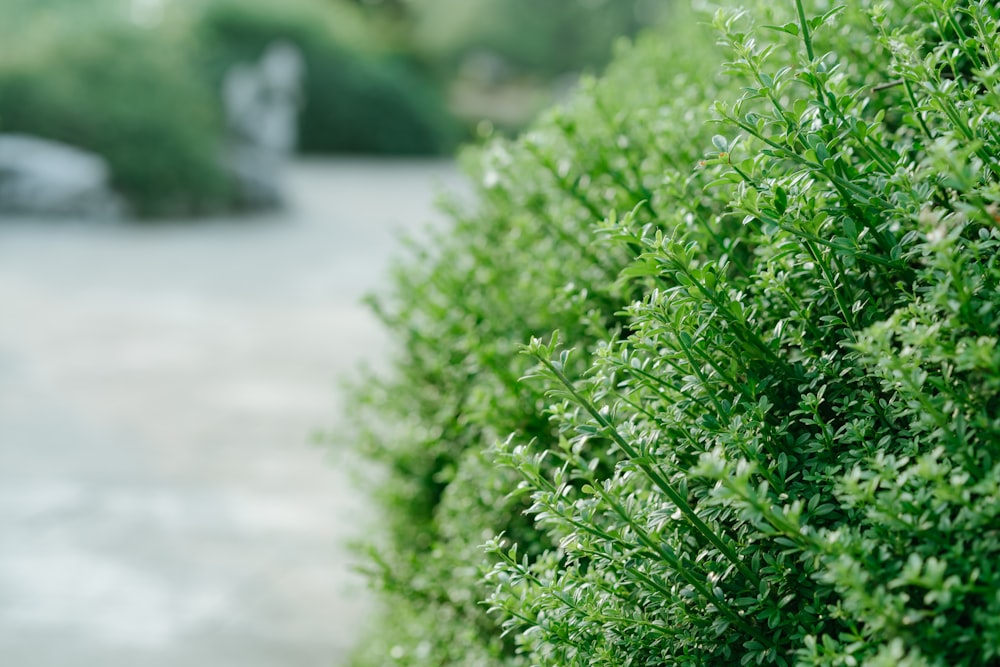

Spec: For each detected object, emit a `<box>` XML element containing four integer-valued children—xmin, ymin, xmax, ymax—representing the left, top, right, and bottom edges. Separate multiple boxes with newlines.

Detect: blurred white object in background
<box><xmin>0</xmin><ymin>134</ymin><xmax>124</xmax><ymax>218</ymax></box>
<box><xmin>223</xmin><ymin>42</ymin><xmax>305</xmax><ymax>209</ymax></box>
<box><xmin>224</xmin><ymin>42</ymin><xmax>306</xmax><ymax>154</ymax></box>
<box><xmin>257</xmin><ymin>42</ymin><xmax>306</xmax><ymax>154</ymax></box>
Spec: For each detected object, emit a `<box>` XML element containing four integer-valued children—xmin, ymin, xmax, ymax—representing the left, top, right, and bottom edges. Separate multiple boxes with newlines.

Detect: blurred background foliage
<box><xmin>0</xmin><ymin>0</ymin><xmax>665</xmax><ymax>214</ymax></box>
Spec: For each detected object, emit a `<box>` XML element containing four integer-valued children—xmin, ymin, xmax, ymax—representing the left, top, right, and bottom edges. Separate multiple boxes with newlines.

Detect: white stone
<box><xmin>222</xmin><ymin>41</ymin><xmax>306</xmax><ymax>208</ymax></box>
<box><xmin>0</xmin><ymin>134</ymin><xmax>124</xmax><ymax>217</ymax></box>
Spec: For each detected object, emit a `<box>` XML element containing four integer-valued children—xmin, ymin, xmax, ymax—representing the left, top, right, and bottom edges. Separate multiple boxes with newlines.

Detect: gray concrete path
<box><xmin>0</xmin><ymin>158</ymin><xmax>467</xmax><ymax>666</ymax></box>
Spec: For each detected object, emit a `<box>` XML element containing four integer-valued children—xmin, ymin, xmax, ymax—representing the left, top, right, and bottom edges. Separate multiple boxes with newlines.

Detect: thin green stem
<box><xmin>794</xmin><ymin>0</ymin><xmax>815</xmax><ymax>62</ymax></box>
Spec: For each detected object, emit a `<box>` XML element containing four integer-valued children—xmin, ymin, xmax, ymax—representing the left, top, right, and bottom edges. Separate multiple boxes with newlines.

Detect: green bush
<box><xmin>0</xmin><ymin>9</ymin><xmax>230</xmax><ymax>216</ymax></box>
<box><xmin>196</xmin><ymin>0</ymin><xmax>461</xmax><ymax>155</ymax></box>
<box><xmin>348</xmin><ymin>0</ymin><xmax>1000</xmax><ymax>665</ymax></box>
<box><xmin>0</xmin><ymin>0</ymin><xmax>459</xmax><ymax>216</ymax></box>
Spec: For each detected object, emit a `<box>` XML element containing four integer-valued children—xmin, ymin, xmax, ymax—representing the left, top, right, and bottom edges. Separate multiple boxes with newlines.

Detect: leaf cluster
<box><xmin>347</xmin><ymin>1</ymin><xmax>1000</xmax><ymax>665</ymax></box>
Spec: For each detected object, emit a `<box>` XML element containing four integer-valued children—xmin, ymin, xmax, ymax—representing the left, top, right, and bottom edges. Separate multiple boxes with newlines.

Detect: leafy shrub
<box><xmin>348</xmin><ymin>0</ymin><xmax>1000</xmax><ymax>665</ymax></box>
<box><xmin>0</xmin><ymin>9</ymin><xmax>230</xmax><ymax>216</ymax></box>
<box><xmin>196</xmin><ymin>0</ymin><xmax>461</xmax><ymax>155</ymax></box>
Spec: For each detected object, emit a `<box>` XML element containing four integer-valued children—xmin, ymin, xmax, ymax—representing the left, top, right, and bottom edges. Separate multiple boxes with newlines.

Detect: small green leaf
<box><xmin>762</xmin><ymin>22</ymin><xmax>800</xmax><ymax>36</ymax></box>
<box><xmin>774</xmin><ymin>186</ymin><xmax>788</xmax><ymax>215</ymax></box>
<box><xmin>842</xmin><ymin>217</ymin><xmax>857</xmax><ymax>239</ymax></box>
<box><xmin>620</xmin><ymin>259</ymin><xmax>662</xmax><ymax>279</ymax></box>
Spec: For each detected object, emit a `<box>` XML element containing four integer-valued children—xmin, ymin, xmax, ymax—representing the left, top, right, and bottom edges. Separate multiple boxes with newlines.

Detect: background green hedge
<box><xmin>347</xmin><ymin>0</ymin><xmax>1000</xmax><ymax>665</ymax></box>
<box><xmin>194</xmin><ymin>0</ymin><xmax>460</xmax><ymax>156</ymax></box>
<box><xmin>0</xmin><ymin>4</ymin><xmax>230</xmax><ymax>216</ymax></box>
<box><xmin>0</xmin><ymin>0</ymin><xmax>457</xmax><ymax>215</ymax></box>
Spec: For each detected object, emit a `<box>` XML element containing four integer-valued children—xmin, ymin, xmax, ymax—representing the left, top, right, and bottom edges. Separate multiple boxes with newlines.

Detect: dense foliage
<box><xmin>348</xmin><ymin>0</ymin><xmax>1000</xmax><ymax>665</ymax></box>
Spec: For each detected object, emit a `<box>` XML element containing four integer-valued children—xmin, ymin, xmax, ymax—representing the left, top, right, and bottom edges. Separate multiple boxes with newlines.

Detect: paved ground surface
<box><xmin>0</xmin><ymin>158</ymin><xmax>467</xmax><ymax>666</ymax></box>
